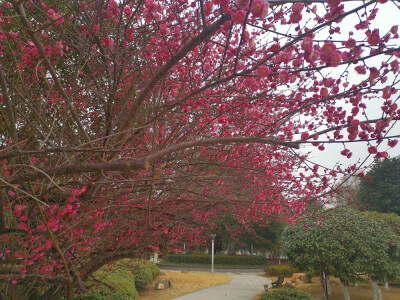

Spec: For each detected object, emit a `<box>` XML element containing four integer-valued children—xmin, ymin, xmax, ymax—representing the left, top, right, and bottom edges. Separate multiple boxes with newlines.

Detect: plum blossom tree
<box><xmin>0</xmin><ymin>0</ymin><xmax>399</xmax><ymax>298</ymax></box>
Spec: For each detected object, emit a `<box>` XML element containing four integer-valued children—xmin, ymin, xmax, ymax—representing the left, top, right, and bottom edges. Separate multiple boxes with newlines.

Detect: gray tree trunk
<box><xmin>341</xmin><ymin>281</ymin><xmax>351</xmax><ymax>300</ymax></box>
<box><xmin>372</xmin><ymin>280</ymin><xmax>383</xmax><ymax>300</ymax></box>
<box><xmin>384</xmin><ymin>282</ymin><xmax>389</xmax><ymax>292</ymax></box>
<box><xmin>327</xmin><ymin>275</ymin><xmax>332</xmax><ymax>295</ymax></box>
<box><xmin>377</xmin><ymin>283</ymin><xmax>383</xmax><ymax>300</ymax></box>
<box><xmin>320</xmin><ymin>272</ymin><xmax>329</xmax><ymax>300</ymax></box>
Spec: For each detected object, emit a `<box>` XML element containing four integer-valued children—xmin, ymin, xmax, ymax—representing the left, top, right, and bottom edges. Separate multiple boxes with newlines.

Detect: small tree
<box><xmin>282</xmin><ymin>208</ymin><xmax>400</xmax><ymax>300</ymax></box>
<box><xmin>364</xmin><ymin>211</ymin><xmax>400</xmax><ymax>293</ymax></box>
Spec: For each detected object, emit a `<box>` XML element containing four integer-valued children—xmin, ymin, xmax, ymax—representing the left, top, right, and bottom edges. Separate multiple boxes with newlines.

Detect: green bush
<box><xmin>266</xmin><ymin>265</ymin><xmax>298</xmax><ymax>277</ymax></box>
<box><xmin>260</xmin><ymin>288</ymin><xmax>317</xmax><ymax>300</ymax></box>
<box><xmin>126</xmin><ymin>260</ymin><xmax>158</xmax><ymax>291</ymax></box>
<box><xmin>82</xmin><ymin>259</ymin><xmax>160</xmax><ymax>298</ymax></box>
<box><xmin>83</xmin><ymin>268</ymin><xmax>139</xmax><ymax>300</ymax></box>
<box><xmin>132</xmin><ymin>264</ymin><xmax>153</xmax><ymax>291</ymax></box>
<box><xmin>266</xmin><ymin>258</ymin><xmax>289</xmax><ymax>265</ymax></box>
<box><xmin>305</xmin><ymin>272</ymin><xmax>313</xmax><ymax>283</ymax></box>
<box><xmin>162</xmin><ymin>254</ymin><xmax>267</xmax><ymax>266</ymax></box>
<box><xmin>145</xmin><ymin>260</ymin><xmax>161</xmax><ymax>278</ymax></box>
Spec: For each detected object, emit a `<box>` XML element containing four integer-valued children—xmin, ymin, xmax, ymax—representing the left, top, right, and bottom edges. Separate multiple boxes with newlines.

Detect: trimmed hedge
<box><xmin>266</xmin><ymin>265</ymin><xmax>299</xmax><ymax>277</ymax></box>
<box><xmin>162</xmin><ymin>254</ymin><xmax>267</xmax><ymax>266</ymax></box>
<box><xmin>83</xmin><ymin>259</ymin><xmax>160</xmax><ymax>299</ymax></box>
<box><xmin>260</xmin><ymin>289</ymin><xmax>317</xmax><ymax>300</ymax></box>
<box><xmin>130</xmin><ymin>261</ymin><xmax>154</xmax><ymax>291</ymax></box>
<box><xmin>83</xmin><ymin>267</ymin><xmax>139</xmax><ymax>300</ymax></box>
<box><xmin>266</xmin><ymin>258</ymin><xmax>289</xmax><ymax>265</ymax></box>
<box><xmin>146</xmin><ymin>260</ymin><xmax>161</xmax><ymax>278</ymax></box>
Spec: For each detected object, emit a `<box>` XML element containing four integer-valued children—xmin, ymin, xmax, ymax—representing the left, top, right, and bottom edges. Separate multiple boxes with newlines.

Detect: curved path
<box><xmin>172</xmin><ymin>272</ymin><xmax>271</xmax><ymax>300</ymax></box>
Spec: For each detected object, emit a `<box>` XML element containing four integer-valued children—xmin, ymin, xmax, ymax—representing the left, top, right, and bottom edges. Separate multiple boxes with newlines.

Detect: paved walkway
<box><xmin>172</xmin><ymin>272</ymin><xmax>271</xmax><ymax>300</ymax></box>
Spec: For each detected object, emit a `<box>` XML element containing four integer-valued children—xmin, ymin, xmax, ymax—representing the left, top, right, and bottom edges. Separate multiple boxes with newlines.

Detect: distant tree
<box><xmin>364</xmin><ymin>211</ymin><xmax>400</xmax><ymax>236</ymax></box>
<box><xmin>215</xmin><ymin>214</ymin><xmax>286</xmax><ymax>256</ymax></box>
<box><xmin>282</xmin><ymin>208</ymin><xmax>400</xmax><ymax>300</ymax></box>
<box><xmin>326</xmin><ymin>175</ymin><xmax>360</xmax><ymax>207</ymax></box>
<box><xmin>238</xmin><ymin>220</ymin><xmax>287</xmax><ymax>256</ymax></box>
<box><xmin>357</xmin><ymin>157</ymin><xmax>400</xmax><ymax>215</ymax></box>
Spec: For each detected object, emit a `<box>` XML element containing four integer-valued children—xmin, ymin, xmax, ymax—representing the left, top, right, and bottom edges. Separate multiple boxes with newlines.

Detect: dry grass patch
<box><xmin>296</xmin><ymin>279</ymin><xmax>400</xmax><ymax>300</ymax></box>
<box><xmin>139</xmin><ymin>271</ymin><xmax>232</xmax><ymax>300</ymax></box>
<box><xmin>252</xmin><ymin>276</ymin><xmax>400</xmax><ymax>300</ymax></box>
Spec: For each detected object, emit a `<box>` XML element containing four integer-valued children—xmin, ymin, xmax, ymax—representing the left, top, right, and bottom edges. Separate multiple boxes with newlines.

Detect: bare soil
<box><xmin>139</xmin><ymin>271</ymin><xmax>232</xmax><ymax>300</ymax></box>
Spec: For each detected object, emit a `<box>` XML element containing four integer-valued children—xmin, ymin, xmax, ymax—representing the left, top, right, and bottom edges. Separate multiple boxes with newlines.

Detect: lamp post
<box><xmin>211</xmin><ymin>234</ymin><xmax>216</xmax><ymax>273</ymax></box>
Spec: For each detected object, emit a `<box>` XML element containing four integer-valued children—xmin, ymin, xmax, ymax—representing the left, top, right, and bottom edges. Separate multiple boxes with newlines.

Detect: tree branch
<box><xmin>7</xmin><ymin>160</ymin><xmax>150</xmax><ymax>184</ymax></box>
<box><xmin>117</xmin><ymin>14</ymin><xmax>231</xmax><ymax>135</ymax></box>
<box><xmin>145</xmin><ymin>136</ymin><xmax>300</xmax><ymax>163</ymax></box>
<box><xmin>3</xmin><ymin>137</ymin><xmax>298</xmax><ymax>185</ymax></box>
<box><xmin>0</xmin><ymin>63</ymin><xmax>18</xmax><ymax>143</ymax></box>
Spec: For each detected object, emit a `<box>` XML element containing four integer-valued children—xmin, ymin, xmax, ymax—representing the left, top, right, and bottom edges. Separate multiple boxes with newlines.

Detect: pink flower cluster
<box><xmin>320</xmin><ymin>42</ymin><xmax>342</xmax><ymax>67</ymax></box>
<box><xmin>290</xmin><ymin>3</ymin><xmax>304</xmax><ymax>23</ymax></box>
<box><xmin>236</xmin><ymin>0</ymin><xmax>269</xmax><ymax>19</ymax></box>
<box><xmin>47</xmin><ymin>9</ymin><xmax>64</xmax><ymax>26</ymax></box>
<box><xmin>367</xmin><ymin>30</ymin><xmax>380</xmax><ymax>46</ymax></box>
<box><xmin>301</xmin><ymin>37</ymin><xmax>320</xmax><ymax>64</ymax></box>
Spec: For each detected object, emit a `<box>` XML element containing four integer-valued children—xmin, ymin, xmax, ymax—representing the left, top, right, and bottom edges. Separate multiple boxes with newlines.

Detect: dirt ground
<box><xmin>139</xmin><ymin>271</ymin><xmax>232</xmax><ymax>300</ymax></box>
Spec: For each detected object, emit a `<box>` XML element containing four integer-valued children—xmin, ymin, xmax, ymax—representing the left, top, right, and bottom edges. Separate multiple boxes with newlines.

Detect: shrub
<box><xmin>162</xmin><ymin>254</ymin><xmax>267</xmax><ymax>266</ymax></box>
<box><xmin>83</xmin><ymin>268</ymin><xmax>139</xmax><ymax>300</ymax></box>
<box><xmin>266</xmin><ymin>258</ymin><xmax>289</xmax><ymax>265</ymax></box>
<box><xmin>82</xmin><ymin>259</ymin><xmax>160</xmax><ymax>298</ymax></box>
<box><xmin>133</xmin><ymin>266</ymin><xmax>153</xmax><ymax>291</ymax></box>
<box><xmin>260</xmin><ymin>288</ymin><xmax>317</xmax><ymax>300</ymax></box>
<box><xmin>266</xmin><ymin>265</ymin><xmax>298</xmax><ymax>277</ymax></box>
<box><xmin>305</xmin><ymin>272</ymin><xmax>313</xmax><ymax>283</ymax></box>
<box><xmin>115</xmin><ymin>259</ymin><xmax>160</xmax><ymax>290</ymax></box>
<box><xmin>144</xmin><ymin>261</ymin><xmax>161</xmax><ymax>278</ymax></box>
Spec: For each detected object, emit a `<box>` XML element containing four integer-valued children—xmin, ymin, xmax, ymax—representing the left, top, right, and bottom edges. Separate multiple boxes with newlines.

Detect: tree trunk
<box><xmin>384</xmin><ymin>282</ymin><xmax>389</xmax><ymax>292</ymax></box>
<box><xmin>320</xmin><ymin>272</ymin><xmax>329</xmax><ymax>300</ymax></box>
<box><xmin>372</xmin><ymin>280</ymin><xmax>378</xmax><ymax>300</ymax></box>
<box><xmin>372</xmin><ymin>280</ymin><xmax>383</xmax><ymax>300</ymax></box>
<box><xmin>327</xmin><ymin>274</ymin><xmax>332</xmax><ymax>295</ymax></box>
<box><xmin>341</xmin><ymin>279</ymin><xmax>351</xmax><ymax>300</ymax></box>
<box><xmin>377</xmin><ymin>283</ymin><xmax>382</xmax><ymax>300</ymax></box>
